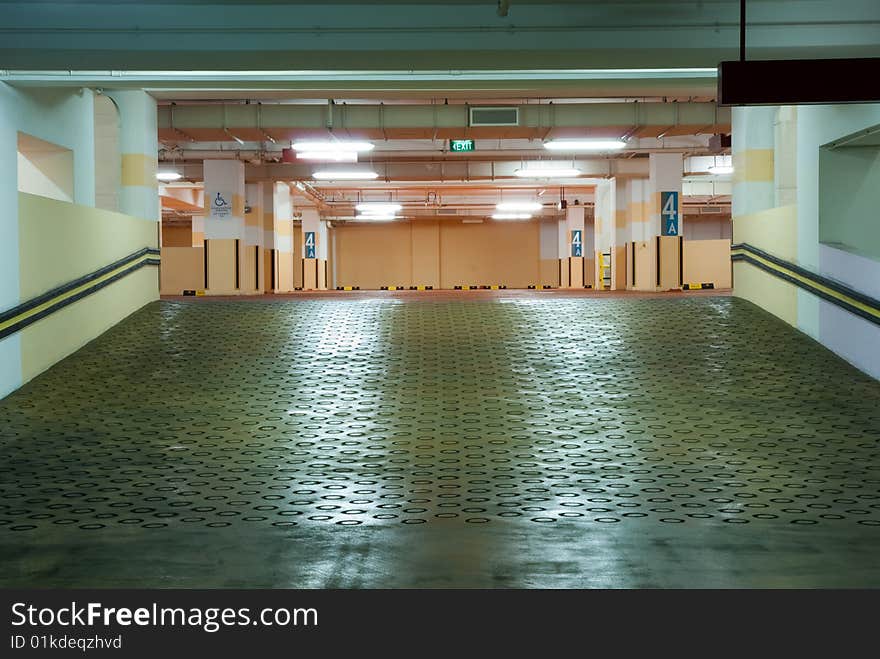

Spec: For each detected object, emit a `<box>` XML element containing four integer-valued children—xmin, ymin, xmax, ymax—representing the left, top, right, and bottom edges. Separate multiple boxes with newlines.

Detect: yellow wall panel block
<box><xmin>733</xmin><ymin>260</ymin><xmax>798</xmax><ymax>326</ymax></box>
<box><xmin>121</xmin><ymin>153</ymin><xmax>158</xmax><ymax>188</ymax></box>
<box><xmin>733</xmin><ymin>148</ymin><xmax>775</xmax><ymax>184</ymax></box>
<box><xmin>732</xmin><ymin>204</ymin><xmax>797</xmax><ymax>260</ymax></box>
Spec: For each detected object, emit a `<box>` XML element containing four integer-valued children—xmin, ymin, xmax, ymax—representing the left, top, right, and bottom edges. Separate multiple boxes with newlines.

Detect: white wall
<box><xmin>0</xmin><ymin>83</ymin><xmax>97</xmax><ymax>398</ymax></box>
<box><xmin>795</xmin><ymin>103</ymin><xmax>880</xmax><ymax>379</ymax></box>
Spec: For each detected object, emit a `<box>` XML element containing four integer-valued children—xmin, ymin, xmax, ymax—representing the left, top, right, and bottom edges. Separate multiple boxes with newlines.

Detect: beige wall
<box><xmin>162</xmin><ymin>223</ymin><xmax>192</xmax><ymax>248</ymax></box>
<box><xmin>633</xmin><ymin>240</ymin><xmax>656</xmax><ymax>290</ymax></box>
<box><xmin>336</xmin><ymin>222</ymin><xmax>413</xmax><ymax>289</ymax></box>
<box><xmin>658</xmin><ymin>236</ymin><xmax>681</xmax><ymax>290</ymax></box>
<box><xmin>17</xmin><ymin>192</ymin><xmax>159</xmax><ymax>383</ymax></box>
<box><xmin>333</xmin><ymin>219</ymin><xmax>542</xmax><ymax>289</ymax></box>
<box><xmin>412</xmin><ymin>221</ymin><xmax>441</xmax><ymax>288</ymax></box>
<box><xmin>683</xmin><ymin>239</ymin><xmax>732</xmax><ymax>288</ymax></box>
<box><xmin>292</xmin><ymin>224</ymin><xmax>303</xmax><ymax>289</ymax></box>
<box><xmin>613</xmin><ymin>245</ymin><xmax>627</xmax><ymax>290</ymax></box>
<box><xmin>440</xmin><ymin>220</ymin><xmax>540</xmax><ymax>288</ymax></box>
<box><xmin>160</xmin><ymin>247</ymin><xmax>202</xmax><ymax>294</ymax></box>
<box><xmin>540</xmin><ymin>259</ymin><xmax>558</xmax><ymax>288</ymax></box>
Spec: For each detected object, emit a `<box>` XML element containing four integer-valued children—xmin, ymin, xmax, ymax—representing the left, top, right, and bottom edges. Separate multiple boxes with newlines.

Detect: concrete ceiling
<box><xmin>1</xmin><ymin>1</ymin><xmax>878</xmax><ymax>70</ymax></box>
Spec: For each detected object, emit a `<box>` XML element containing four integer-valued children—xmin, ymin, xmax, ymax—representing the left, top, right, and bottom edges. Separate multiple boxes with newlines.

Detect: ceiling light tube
<box><xmin>495</xmin><ymin>201</ymin><xmax>542</xmax><ymax>212</ymax></box>
<box><xmin>707</xmin><ymin>165</ymin><xmax>735</xmax><ymax>175</ymax></box>
<box><xmin>355</xmin><ymin>202</ymin><xmax>402</xmax><ymax>213</ymax></box>
<box><xmin>492</xmin><ymin>213</ymin><xmax>532</xmax><ymax>220</ymax></box>
<box><xmin>293</xmin><ymin>140</ymin><xmax>374</xmax><ymax>153</ymax></box>
<box><xmin>296</xmin><ymin>151</ymin><xmax>358</xmax><ymax>162</ymax></box>
<box><xmin>156</xmin><ymin>171</ymin><xmax>183</xmax><ymax>181</ymax></box>
<box><xmin>514</xmin><ymin>165</ymin><xmax>581</xmax><ymax>178</ymax></box>
<box><xmin>543</xmin><ymin>139</ymin><xmax>627</xmax><ymax>151</ymax></box>
<box><xmin>355</xmin><ymin>213</ymin><xmax>397</xmax><ymax>221</ymax></box>
<box><xmin>313</xmin><ymin>171</ymin><xmax>379</xmax><ymax>180</ymax></box>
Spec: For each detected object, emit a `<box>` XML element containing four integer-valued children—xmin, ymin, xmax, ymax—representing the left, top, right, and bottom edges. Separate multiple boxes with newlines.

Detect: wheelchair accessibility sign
<box><xmin>210</xmin><ymin>191</ymin><xmax>232</xmax><ymax>219</ymax></box>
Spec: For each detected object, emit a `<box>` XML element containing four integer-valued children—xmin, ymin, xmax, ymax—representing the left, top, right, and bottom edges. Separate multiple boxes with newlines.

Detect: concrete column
<box><xmin>648</xmin><ymin>153</ymin><xmax>683</xmax><ymax>290</ymax></box>
<box><xmin>557</xmin><ymin>204</ymin><xmax>585</xmax><ymax>288</ymax></box>
<box><xmin>203</xmin><ymin>159</ymin><xmax>245</xmax><ymax>295</ymax></box>
<box><xmin>301</xmin><ymin>208</ymin><xmax>328</xmax><ymax>290</ymax></box>
<box><xmin>106</xmin><ymin>90</ymin><xmax>158</xmax><ymax>221</ymax></box>
<box><xmin>594</xmin><ymin>179</ymin><xmax>616</xmax><ymax>290</ymax></box>
<box><xmin>732</xmin><ymin>105</ymin><xmax>776</xmax><ymax>218</ymax></box>
<box><xmin>272</xmin><ymin>182</ymin><xmax>294</xmax><ymax>292</ymax></box>
<box><xmin>774</xmin><ymin>106</ymin><xmax>798</xmax><ymax>208</ymax></box>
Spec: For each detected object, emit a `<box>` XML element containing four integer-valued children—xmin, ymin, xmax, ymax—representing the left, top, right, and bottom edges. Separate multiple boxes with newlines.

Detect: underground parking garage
<box><xmin>1</xmin><ymin>0</ymin><xmax>880</xmax><ymax>650</ymax></box>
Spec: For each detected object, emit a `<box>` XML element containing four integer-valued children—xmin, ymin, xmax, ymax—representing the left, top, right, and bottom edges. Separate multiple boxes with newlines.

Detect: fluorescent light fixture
<box><xmin>492</xmin><ymin>213</ymin><xmax>532</xmax><ymax>220</ymax></box>
<box><xmin>293</xmin><ymin>140</ymin><xmax>374</xmax><ymax>153</ymax></box>
<box><xmin>156</xmin><ymin>171</ymin><xmax>183</xmax><ymax>181</ymax></box>
<box><xmin>355</xmin><ymin>202</ymin><xmax>402</xmax><ymax>213</ymax></box>
<box><xmin>708</xmin><ymin>165</ymin><xmax>735</xmax><ymax>175</ymax></box>
<box><xmin>313</xmin><ymin>170</ymin><xmax>379</xmax><ymax>180</ymax></box>
<box><xmin>296</xmin><ymin>151</ymin><xmax>358</xmax><ymax>162</ymax></box>
<box><xmin>514</xmin><ymin>165</ymin><xmax>581</xmax><ymax>178</ymax></box>
<box><xmin>496</xmin><ymin>201</ymin><xmax>542</xmax><ymax>212</ymax></box>
<box><xmin>356</xmin><ymin>213</ymin><xmax>396</xmax><ymax>221</ymax></box>
<box><xmin>543</xmin><ymin>139</ymin><xmax>627</xmax><ymax>151</ymax></box>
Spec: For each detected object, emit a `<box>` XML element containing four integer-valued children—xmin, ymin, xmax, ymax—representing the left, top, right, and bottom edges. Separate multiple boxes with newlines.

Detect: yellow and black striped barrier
<box><xmin>732</xmin><ymin>243</ymin><xmax>880</xmax><ymax>326</ymax></box>
<box><xmin>0</xmin><ymin>247</ymin><xmax>160</xmax><ymax>341</ymax></box>
<box><xmin>335</xmin><ymin>286</ymin><xmax>361</xmax><ymax>291</ymax></box>
<box><xmin>682</xmin><ymin>282</ymin><xmax>715</xmax><ymax>290</ymax></box>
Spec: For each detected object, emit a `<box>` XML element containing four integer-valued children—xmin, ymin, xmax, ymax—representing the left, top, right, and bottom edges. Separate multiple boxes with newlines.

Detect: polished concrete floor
<box><xmin>1</xmin><ymin>291</ymin><xmax>879</xmax><ymax>587</ymax></box>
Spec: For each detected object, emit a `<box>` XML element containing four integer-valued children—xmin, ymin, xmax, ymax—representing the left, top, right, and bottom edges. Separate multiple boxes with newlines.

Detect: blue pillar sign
<box><xmin>304</xmin><ymin>231</ymin><xmax>316</xmax><ymax>258</ymax></box>
<box><xmin>660</xmin><ymin>191</ymin><xmax>679</xmax><ymax>236</ymax></box>
<box><xmin>570</xmin><ymin>229</ymin><xmax>583</xmax><ymax>257</ymax></box>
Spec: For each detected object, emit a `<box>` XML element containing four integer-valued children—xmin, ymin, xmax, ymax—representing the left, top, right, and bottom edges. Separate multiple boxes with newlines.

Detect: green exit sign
<box><xmin>450</xmin><ymin>139</ymin><xmax>475</xmax><ymax>152</ymax></box>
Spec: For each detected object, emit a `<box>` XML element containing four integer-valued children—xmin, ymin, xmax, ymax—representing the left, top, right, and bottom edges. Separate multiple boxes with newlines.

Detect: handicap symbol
<box><xmin>213</xmin><ymin>192</ymin><xmax>228</xmax><ymax>207</ymax></box>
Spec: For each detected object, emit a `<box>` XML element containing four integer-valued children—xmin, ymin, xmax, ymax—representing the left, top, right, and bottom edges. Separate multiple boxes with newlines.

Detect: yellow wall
<box><xmin>683</xmin><ymin>239</ymin><xmax>732</xmax><ymax>288</ymax></box>
<box><xmin>732</xmin><ymin>204</ymin><xmax>797</xmax><ymax>260</ymax></box>
<box><xmin>734</xmin><ymin>261</ymin><xmax>798</xmax><ymax>326</ymax></box>
<box><xmin>732</xmin><ymin>204</ymin><xmax>798</xmax><ymax>325</ymax></box>
<box><xmin>160</xmin><ymin>247</ymin><xmax>202</xmax><ymax>294</ymax></box>
<box><xmin>17</xmin><ymin>192</ymin><xmax>159</xmax><ymax>383</ymax></box>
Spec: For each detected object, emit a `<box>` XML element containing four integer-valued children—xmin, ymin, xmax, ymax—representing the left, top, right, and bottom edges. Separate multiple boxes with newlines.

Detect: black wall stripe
<box><xmin>204</xmin><ymin>239</ymin><xmax>209</xmax><ymax>289</ymax></box>
<box><xmin>0</xmin><ymin>256</ymin><xmax>160</xmax><ymax>341</ymax></box>
<box><xmin>678</xmin><ymin>235</ymin><xmax>684</xmax><ymax>286</ymax></box>
<box><xmin>732</xmin><ymin>243</ymin><xmax>880</xmax><ymax>311</ymax></box>
<box><xmin>655</xmin><ymin>237</ymin><xmax>660</xmax><ymax>287</ymax></box>
<box><xmin>631</xmin><ymin>242</ymin><xmax>636</xmax><ymax>286</ymax></box>
<box><xmin>254</xmin><ymin>245</ymin><xmax>259</xmax><ymax>291</ymax></box>
<box><xmin>234</xmin><ymin>239</ymin><xmax>240</xmax><ymax>290</ymax></box>
<box><xmin>732</xmin><ymin>252</ymin><xmax>880</xmax><ymax>327</ymax></box>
